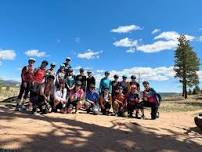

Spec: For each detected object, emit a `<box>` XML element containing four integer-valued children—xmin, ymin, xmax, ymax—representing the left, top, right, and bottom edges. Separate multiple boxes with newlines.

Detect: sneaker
<box><xmin>33</xmin><ymin>111</ymin><xmax>40</xmax><ymax>116</ymax></box>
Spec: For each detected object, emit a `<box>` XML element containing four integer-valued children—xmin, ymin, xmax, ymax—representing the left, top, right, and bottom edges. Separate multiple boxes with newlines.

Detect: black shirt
<box><xmin>86</xmin><ymin>76</ymin><xmax>96</xmax><ymax>91</ymax></box>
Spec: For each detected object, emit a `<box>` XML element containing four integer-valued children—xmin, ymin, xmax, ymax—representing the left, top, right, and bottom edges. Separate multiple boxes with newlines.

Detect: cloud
<box><xmin>25</xmin><ymin>50</ymin><xmax>47</xmax><ymax>58</ymax></box>
<box><xmin>152</xmin><ymin>28</ymin><xmax>161</xmax><ymax>34</ymax></box>
<box><xmin>111</xmin><ymin>25</ymin><xmax>142</xmax><ymax>33</ymax></box>
<box><xmin>136</xmin><ymin>40</ymin><xmax>178</xmax><ymax>53</ymax></box>
<box><xmin>77</xmin><ymin>49</ymin><xmax>103</xmax><ymax>60</ymax></box>
<box><xmin>113</xmin><ymin>37</ymin><xmax>138</xmax><ymax>48</ymax></box>
<box><xmin>154</xmin><ymin>31</ymin><xmax>195</xmax><ymax>41</ymax></box>
<box><xmin>117</xmin><ymin>31</ymin><xmax>195</xmax><ymax>53</ymax></box>
<box><xmin>94</xmin><ymin>66</ymin><xmax>176</xmax><ymax>85</ymax></box>
<box><xmin>0</xmin><ymin>50</ymin><xmax>16</xmax><ymax>60</ymax></box>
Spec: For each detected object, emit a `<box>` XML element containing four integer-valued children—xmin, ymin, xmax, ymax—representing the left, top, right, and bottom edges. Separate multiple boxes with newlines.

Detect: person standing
<box><xmin>46</xmin><ymin>63</ymin><xmax>56</xmax><ymax>77</ymax></box>
<box><xmin>129</xmin><ymin>75</ymin><xmax>140</xmax><ymax>92</ymax></box>
<box><xmin>16</xmin><ymin>58</ymin><xmax>36</xmax><ymax>111</ymax></box>
<box><xmin>76</xmin><ymin>68</ymin><xmax>87</xmax><ymax>91</ymax></box>
<box><xmin>64</xmin><ymin>57</ymin><xmax>72</xmax><ymax>76</ymax></box>
<box><xmin>99</xmin><ymin>71</ymin><xmax>112</xmax><ymax>95</ymax></box>
<box><xmin>56</xmin><ymin>64</ymin><xmax>66</xmax><ymax>86</ymax></box>
<box><xmin>119</xmin><ymin>75</ymin><xmax>129</xmax><ymax>95</ymax></box>
<box><xmin>86</xmin><ymin>71</ymin><xmax>96</xmax><ymax>91</ymax></box>
<box><xmin>111</xmin><ymin>74</ymin><xmax>120</xmax><ymax>98</ymax></box>
<box><xmin>30</xmin><ymin>60</ymin><xmax>49</xmax><ymax>114</ymax></box>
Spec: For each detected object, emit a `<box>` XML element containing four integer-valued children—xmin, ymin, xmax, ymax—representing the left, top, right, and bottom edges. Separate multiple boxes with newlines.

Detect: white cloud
<box><xmin>136</xmin><ymin>40</ymin><xmax>178</xmax><ymax>53</ymax></box>
<box><xmin>94</xmin><ymin>66</ymin><xmax>176</xmax><ymax>85</ymax></box>
<box><xmin>25</xmin><ymin>50</ymin><xmax>47</xmax><ymax>58</ymax></box>
<box><xmin>116</xmin><ymin>31</ymin><xmax>195</xmax><ymax>53</ymax></box>
<box><xmin>96</xmin><ymin>69</ymin><xmax>105</xmax><ymax>73</ymax></box>
<box><xmin>111</xmin><ymin>25</ymin><xmax>142</xmax><ymax>33</ymax></box>
<box><xmin>113</xmin><ymin>37</ymin><xmax>138</xmax><ymax>48</ymax></box>
<box><xmin>0</xmin><ymin>50</ymin><xmax>16</xmax><ymax>60</ymax></box>
<box><xmin>77</xmin><ymin>49</ymin><xmax>103</xmax><ymax>60</ymax></box>
<box><xmin>154</xmin><ymin>31</ymin><xmax>195</xmax><ymax>41</ymax></box>
<box><xmin>152</xmin><ymin>28</ymin><xmax>161</xmax><ymax>34</ymax></box>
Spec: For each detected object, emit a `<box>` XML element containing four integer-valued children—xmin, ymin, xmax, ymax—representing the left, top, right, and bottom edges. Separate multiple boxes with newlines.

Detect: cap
<box><xmin>87</xmin><ymin>70</ymin><xmax>92</xmax><ymax>73</ymax></box>
<box><xmin>131</xmin><ymin>75</ymin><xmax>136</xmax><ymax>79</ymax></box>
<box><xmin>66</xmin><ymin>57</ymin><xmax>71</xmax><ymax>61</ymax></box>
<box><xmin>42</xmin><ymin>60</ymin><xmax>48</xmax><ymax>66</ymax></box>
<box><xmin>28</xmin><ymin>58</ymin><xmax>36</xmax><ymax>62</ymax></box>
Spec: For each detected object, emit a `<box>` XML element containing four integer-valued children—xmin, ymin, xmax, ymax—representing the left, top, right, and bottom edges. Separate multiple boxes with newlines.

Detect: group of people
<box><xmin>16</xmin><ymin>57</ymin><xmax>161</xmax><ymax>120</ymax></box>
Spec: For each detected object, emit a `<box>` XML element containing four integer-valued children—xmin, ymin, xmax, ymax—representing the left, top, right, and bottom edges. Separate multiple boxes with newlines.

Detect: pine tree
<box><xmin>174</xmin><ymin>35</ymin><xmax>200</xmax><ymax>99</ymax></box>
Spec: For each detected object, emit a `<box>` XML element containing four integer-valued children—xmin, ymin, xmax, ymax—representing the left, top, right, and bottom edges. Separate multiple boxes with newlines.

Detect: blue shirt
<box><xmin>99</xmin><ymin>77</ymin><xmax>112</xmax><ymax>93</ymax></box>
<box><xmin>86</xmin><ymin>90</ymin><xmax>99</xmax><ymax>103</ymax></box>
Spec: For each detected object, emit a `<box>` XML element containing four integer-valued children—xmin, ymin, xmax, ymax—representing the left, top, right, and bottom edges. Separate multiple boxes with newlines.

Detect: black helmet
<box><xmin>143</xmin><ymin>81</ymin><xmax>149</xmax><ymax>85</ymax></box>
<box><xmin>131</xmin><ymin>75</ymin><xmax>136</xmax><ymax>79</ymax></box>
<box><xmin>105</xmin><ymin>71</ymin><xmax>110</xmax><ymax>75</ymax></box>
<box><xmin>42</xmin><ymin>60</ymin><xmax>48</xmax><ymax>66</ymax></box>
<box><xmin>47</xmin><ymin>75</ymin><xmax>55</xmax><ymax>80</ymax></box>
<box><xmin>114</xmin><ymin>74</ymin><xmax>119</xmax><ymax>79</ymax></box>
<box><xmin>80</xmin><ymin>68</ymin><xmax>84</xmax><ymax>72</ymax></box>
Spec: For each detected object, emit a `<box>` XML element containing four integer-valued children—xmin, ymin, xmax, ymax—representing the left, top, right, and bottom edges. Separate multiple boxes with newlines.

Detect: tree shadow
<box><xmin>0</xmin><ymin>106</ymin><xmax>202</xmax><ymax>152</ymax></box>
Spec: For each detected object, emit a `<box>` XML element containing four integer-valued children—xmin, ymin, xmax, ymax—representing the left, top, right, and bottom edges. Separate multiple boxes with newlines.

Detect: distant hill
<box><xmin>0</xmin><ymin>79</ymin><xmax>20</xmax><ymax>87</ymax></box>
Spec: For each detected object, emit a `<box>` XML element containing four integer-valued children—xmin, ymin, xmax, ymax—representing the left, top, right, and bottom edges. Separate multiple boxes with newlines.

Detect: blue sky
<box><xmin>0</xmin><ymin>0</ymin><xmax>202</xmax><ymax>92</ymax></box>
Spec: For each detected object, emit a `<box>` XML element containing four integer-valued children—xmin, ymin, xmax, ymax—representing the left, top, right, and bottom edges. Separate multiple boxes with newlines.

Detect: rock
<box><xmin>194</xmin><ymin>116</ymin><xmax>202</xmax><ymax>130</ymax></box>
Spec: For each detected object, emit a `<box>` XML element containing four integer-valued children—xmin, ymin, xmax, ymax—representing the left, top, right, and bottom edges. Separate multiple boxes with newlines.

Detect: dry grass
<box><xmin>160</xmin><ymin>95</ymin><xmax>202</xmax><ymax>112</ymax></box>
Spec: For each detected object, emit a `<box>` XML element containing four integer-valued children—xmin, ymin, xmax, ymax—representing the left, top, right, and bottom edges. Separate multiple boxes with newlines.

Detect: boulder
<box><xmin>194</xmin><ymin>115</ymin><xmax>202</xmax><ymax>130</ymax></box>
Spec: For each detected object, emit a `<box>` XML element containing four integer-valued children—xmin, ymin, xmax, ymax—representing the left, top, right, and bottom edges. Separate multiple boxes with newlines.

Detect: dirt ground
<box><xmin>0</xmin><ymin>101</ymin><xmax>202</xmax><ymax>152</ymax></box>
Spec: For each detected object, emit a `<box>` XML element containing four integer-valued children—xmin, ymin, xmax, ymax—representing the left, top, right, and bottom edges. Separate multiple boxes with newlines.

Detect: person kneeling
<box><xmin>66</xmin><ymin>81</ymin><xmax>84</xmax><ymax>113</ymax></box>
<box><xmin>31</xmin><ymin>75</ymin><xmax>55</xmax><ymax>115</ymax></box>
<box><xmin>127</xmin><ymin>85</ymin><xmax>143</xmax><ymax>118</ymax></box>
<box><xmin>85</xmin><ymin>84</ymin><xmax>100</xmax><ymax>115</ymax></box>
<box><xmin>54</xmin><ymin>82</ymin><xmax>67</xmax><ymax>113</ymax></box>
<box><xmin>141</xmin><ymin>81</ymin><xmax>161</xmax><ymax>120</ymax></box>
<box><xmin>113</xmin><ymin>86</ymin><xmax>127</xmax><ymax>117</ymax></box>
<box><xmin>99</xmin><ymin>88</ymin><xmax>112</xmax><ymax>115</ymax></box>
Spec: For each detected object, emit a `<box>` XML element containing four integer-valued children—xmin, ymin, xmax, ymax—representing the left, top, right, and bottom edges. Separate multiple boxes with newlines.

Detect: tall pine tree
<box><xmin>174</xmin><ymin>35</ymin><xmax>200</xmax><ymax>99</ymax></box>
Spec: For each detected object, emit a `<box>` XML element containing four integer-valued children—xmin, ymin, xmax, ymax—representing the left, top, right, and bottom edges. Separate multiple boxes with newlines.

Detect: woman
<box><xmin>65</xmin><ymin>68</ymin><xmax>75</xmax><ymax>94</ymax></box>
<box><xmin>85</xmin><ymin>84</ymin><xmax>99</xmax><ymax>115</ymax></box>
<box><xmin>54</xmin><ymin>82</ymin><xmax>67</xmax><ymax>112</ymax></box>
<box><xmin>32</xmin><ymin>75</ymin><xmax>55</xmax><ymax>114</ymax></box>
<box><xmin>66</xmin><ymin>81</ymin><xmax>84</xmax><ymax>113</ymax></box>
<box><xmin>56</xmin><ymin>64</ymin><xmax>66</xmax><ymax>87</ymax></box>
<box><xmin>127</xmin><ymin>85</ymin><xmax>142</xmax><ymax>118</ymax></box>
<box><xmin>99</xmin><ymin>88</ymin><xmax>112</xmax><ymax>115</ymax></box>
<box><xmin>141</xmin><ymin>81</ymin><xmax>161</xmax><ymax>120</ymax></box>
<box><xmin>113</xmin><ymin>86</ymin><xmax>127</xmax><ymax>116</ymax></box>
